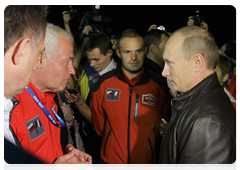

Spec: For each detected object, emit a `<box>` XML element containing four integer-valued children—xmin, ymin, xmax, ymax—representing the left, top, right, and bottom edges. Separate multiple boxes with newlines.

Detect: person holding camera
<box><xmin>187</xmin><ymin>16</ymin><xmax>209</xmax><ymax>30</ymax></box>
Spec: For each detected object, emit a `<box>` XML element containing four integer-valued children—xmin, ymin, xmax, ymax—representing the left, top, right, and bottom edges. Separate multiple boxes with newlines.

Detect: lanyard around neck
<box><xmin>25</xmin><ymin>86</ymin><xmax>66</xmax><ymax>128</ymax></box>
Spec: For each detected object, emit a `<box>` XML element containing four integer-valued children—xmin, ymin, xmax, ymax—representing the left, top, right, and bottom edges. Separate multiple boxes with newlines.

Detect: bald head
<box><xmin>168</xmin><ymin>26</ymin><xmax>219</xmax><ymax>70</ymax></box>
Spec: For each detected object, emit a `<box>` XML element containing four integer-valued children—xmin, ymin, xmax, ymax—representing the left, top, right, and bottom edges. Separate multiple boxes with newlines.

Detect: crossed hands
<box><xmin>53</xmin><ymin>144</ymin><xmax>92</xmax><ymax>164</ymax></box>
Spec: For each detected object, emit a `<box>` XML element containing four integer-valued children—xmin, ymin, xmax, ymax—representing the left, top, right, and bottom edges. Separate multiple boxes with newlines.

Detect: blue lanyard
<box><xmin>25</xmin><ymin>86</ymin><xmax>66</xmax><ymax>127</ymax></box>
<box><xmin>228</xmin><ymin>73</ymin><xmax>232</xmax><ymax>85</ymax></box>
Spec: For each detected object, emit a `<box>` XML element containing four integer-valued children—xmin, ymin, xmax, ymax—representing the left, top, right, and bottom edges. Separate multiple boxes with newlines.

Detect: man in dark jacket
<box><xmin>159</xmin><ymin>25</ymin><xmax>236</xmax><ymax>164</ymax></box>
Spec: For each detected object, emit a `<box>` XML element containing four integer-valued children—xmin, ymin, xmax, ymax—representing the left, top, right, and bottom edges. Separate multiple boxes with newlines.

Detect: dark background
<box><xmin>47</xmin><ymin>5</ymin><xmax>236</xmax><ymax>48</ymax></box>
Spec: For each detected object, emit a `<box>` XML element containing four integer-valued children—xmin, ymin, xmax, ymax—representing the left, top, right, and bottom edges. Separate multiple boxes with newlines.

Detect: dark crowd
<box><xmin>4</xmin><ymin>5</ymin><xmax>236</xmax><ymax>164</ymax></box>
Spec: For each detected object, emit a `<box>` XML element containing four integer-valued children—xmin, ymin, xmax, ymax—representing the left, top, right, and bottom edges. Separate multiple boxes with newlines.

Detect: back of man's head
<box><xmin>4</xmin><ymin>5</ymin><xmax>48</xmax><ymax>54</ymax></box>
<box><xmin>144</xmin><ymin>29</ymin><xmax>169</xmax><ymax>55</ymax></box>
<box><xmin>85</xmin><ymin>33</ymin><xmax>112</xmax><ymax>56</ymax></box>
<box><xmin>116</xmin><ymin>29</ymin><xmax>143</xmax><ymax>51</ymax></box>
<box><xmin>173</xmin><ymin>26</ymin><xmax>219</xmax><ymax>70</ymax></box>
<box><xmin>45</xmin><ymin>23</ymin><xmax>74</xmax><ymax>58</ymax></box>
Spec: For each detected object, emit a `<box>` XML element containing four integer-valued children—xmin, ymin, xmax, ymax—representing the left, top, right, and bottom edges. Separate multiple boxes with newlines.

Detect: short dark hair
<box><xmin>85</xmin><ymin>33</ymin><xmax>112</xmax><ymax>56</ymax></box>
<box><xmin>4</xmin><ymin>5</ymin><xmax>48</xmax><ymax>53</ymax></box>
<box><xmin>144</xmin><ymin>29</ymin><xmax>170</xmax><ymax>55</ymax></box>
<box><xmin>116</xmin><ymin>29</ymin><xmax>143</xmax><ymax>50</ymax></box>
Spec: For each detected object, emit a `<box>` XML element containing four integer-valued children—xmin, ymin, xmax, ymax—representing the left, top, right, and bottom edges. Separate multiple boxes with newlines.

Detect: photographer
<box><xmin>187</xmin><ymin>15</ymin><xmax>208</xmax><ymax>30</ymax></box>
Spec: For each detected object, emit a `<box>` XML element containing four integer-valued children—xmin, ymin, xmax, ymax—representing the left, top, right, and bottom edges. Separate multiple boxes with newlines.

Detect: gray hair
<box><xmin>173</xmin><ymin>26</ymin><xmax>219</xmax><ymax>70</ymax></box>
<box><xmin>45</xmin><ymin>23</ymin><xmax>74</xmax><ymax>58</ymax></box>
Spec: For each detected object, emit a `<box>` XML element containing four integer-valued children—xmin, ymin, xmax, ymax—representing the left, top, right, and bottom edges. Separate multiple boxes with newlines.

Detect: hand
<box><xmin>62</xmin><ymin>11</ymin><xmax>71</xmax><ymax>24</ymax></box>
<box><xmin>148</xmin><ymin>24</ymin><xmax>158</xmax><ymax>32</ymax></box>
<box><xmin>200</xmin><ymin>20</ymin><xmax>208</xmax><ymax>30</ymax></box>
<box><xmin>110</xmin><ymin>39</ymin><xmax>117</xmax><ymax>50</ymax></box>
<box><xmin>66</xmin><ymin>144</ymin><xmax>92</xmax><ymax>164</ymax></box>
<box><xmin>66</xmin><ymin>122</ymin><xmax>73</xmax><ymax>131</ymax></box>
<box><xmin>60</xmin><ymin>104</ymin><xmax>73</xmax><ymax>122</ymax></box>
<box><xmin>159</xmin><ymin>119</ymin><xmax>168</xmax><ymax>137</ymax></box>
<box><xmin>82</xmin><ymin>25</ymin><xmax>92</xmax><ymax>35</ymax></box>
<box><xmin>52</xmin><ymin>151</ymin><xmax>92</xmax><ymax>170</ymax></box>
<box><xmin>187</xmin><ymin>16</ymin><xmax>194</xmax><ymax>26</ymax></box>
<box><xmin>64</xmin><ymin>90</ymin><xmax>84</xmax><ymax>107</ymax></box>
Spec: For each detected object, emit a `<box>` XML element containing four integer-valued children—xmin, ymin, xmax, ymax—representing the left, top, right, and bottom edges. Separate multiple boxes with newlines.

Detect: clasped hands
<box><xmin>53</xmin><ymin>144</ymin><xmax>92</xmax><ymax>164</ymax></box>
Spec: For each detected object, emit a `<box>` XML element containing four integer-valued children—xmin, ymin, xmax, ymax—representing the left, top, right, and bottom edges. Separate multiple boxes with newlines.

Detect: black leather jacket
<box><xmin>159</xmin><ymin>73</ymin><xmax>236</xmax><ymax>164</ymax></box>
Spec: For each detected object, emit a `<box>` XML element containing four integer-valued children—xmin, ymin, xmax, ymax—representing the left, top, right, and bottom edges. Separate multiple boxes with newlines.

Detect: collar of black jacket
<box><xmin>172</xmin><ymin>72</ymin><xmax>221</xmax><ymax>111</ymax></box>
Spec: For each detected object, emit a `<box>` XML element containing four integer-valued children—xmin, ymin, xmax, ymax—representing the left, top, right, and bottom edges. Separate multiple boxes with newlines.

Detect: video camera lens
<box><xmin>193</xmin><ymin>11</ymin><xmax>203</xmax><ymax>26</ymax></box>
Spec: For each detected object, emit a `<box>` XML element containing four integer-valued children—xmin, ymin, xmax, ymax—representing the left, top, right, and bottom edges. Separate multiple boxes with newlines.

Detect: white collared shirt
<box><xmin>98</xmin><ymin>58</ymin><xmax>117</xmax><ymax>76</ymax></box>
<box><xmin>4</xmin><ymin>96</ymin><xmax>16</xmax><ymax>145</ymax></box>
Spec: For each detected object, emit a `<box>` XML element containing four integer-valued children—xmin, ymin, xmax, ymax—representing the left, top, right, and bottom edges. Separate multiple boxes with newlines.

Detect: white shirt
<box><xmin>99</xmin><ymin>58</ymin><xmax>117</xmax><ymax>76</ymax></box>
<box><xmin>224</xmin><ymin>87</ymin><xmax>236</xmax><ymax>103</ymax></box>
<box><xmin>4</xmin><ymin>96</ymin><xmax>16</xmax><ymax>145</ymax></box>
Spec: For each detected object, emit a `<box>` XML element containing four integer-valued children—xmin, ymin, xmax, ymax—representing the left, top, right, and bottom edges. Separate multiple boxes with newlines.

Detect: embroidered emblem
<box><xmin>26</xmin><ymin>115</ymin><xmax>45</xmax><ymax>141</ymax></box>
<box><xmin>142</xmin><ymin>94</ymin><xmax>156</xmax><ymax>106</ymax></box>
<box><xmin>106</xmin><ymin>89</ymin><xmax>120</xmax><ymax>101</ymax></box>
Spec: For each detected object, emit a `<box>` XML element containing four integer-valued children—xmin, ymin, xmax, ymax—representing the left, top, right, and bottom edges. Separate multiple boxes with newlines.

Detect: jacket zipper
<box><xmin>127</xmin><ymin>86</ymin><xmax>133</xmax><ymax>164</ymax></box>
<box><xmin>134</xmin><ymin>93</ymin><xmax>139</xmax><ymax>121</ymax></box>
<box><xmin>103</xmin><ymin>129</ymin><xmax>112</xmax><ymax>157</ymax></box>
<box><xmin>148</xmin><ymin>138</ymin><xmax>154</xmax><ymax>163</ymax></box>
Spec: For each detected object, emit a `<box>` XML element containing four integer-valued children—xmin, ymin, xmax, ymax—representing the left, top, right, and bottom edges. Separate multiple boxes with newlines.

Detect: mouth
<box><xmin>129</xmin><ymin>62</ymin><xmax>139</xmax><ymax>65</ymax></box>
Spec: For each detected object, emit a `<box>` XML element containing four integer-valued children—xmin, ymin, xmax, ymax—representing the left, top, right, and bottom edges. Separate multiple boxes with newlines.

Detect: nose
<box><xmin>68</xmin><ymin>61</ymin><xmax>76</xmax><ymax>75</ymax></box>
<box><xmin>90</xmin><ymin>60</ymin><xmax>95</xmax><ymax>67</ymax></box>
<box><xmin>162</xmin><ymin>63</ymin><xmax>170</xmax><ymax>77</ymax></box>
<box><xmin>131</xmin><ymin>52</ymin><xmax>136</xmax><ymax>60</ymax></box>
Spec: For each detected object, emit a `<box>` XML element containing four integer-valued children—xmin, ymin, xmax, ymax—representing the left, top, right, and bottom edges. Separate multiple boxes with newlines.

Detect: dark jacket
<box><xmin>159</xmin><ymin>73</ymin><xmax>236</xmax><ymax>164</ymax></box>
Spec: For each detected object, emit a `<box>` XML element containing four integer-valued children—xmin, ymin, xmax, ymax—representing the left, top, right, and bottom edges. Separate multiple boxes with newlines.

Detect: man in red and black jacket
<box><xmin>91</xmin><ymin>29</ymin><xmax>170</xmax><ymax>164</ymax></box>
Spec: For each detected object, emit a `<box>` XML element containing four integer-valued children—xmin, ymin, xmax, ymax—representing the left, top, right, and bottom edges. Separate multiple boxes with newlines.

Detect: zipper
<box><xmin>148</xmin><ymin>138</ymin><xmax>154</xmax><ymax>163</ymax></box>
<box><xmin>134</xmin><ymin>93</ymin><xmax>139</xmax><ymax>121</ymax></box>
<box><xmin>127</xmin><ymin>86</ymin><xmax>133</xmax><ymax>164</ymax></box>
<box><xmin>103</xmin><ymin>129</ymin><xmax>112</xmax><ymax>157</ymax></box>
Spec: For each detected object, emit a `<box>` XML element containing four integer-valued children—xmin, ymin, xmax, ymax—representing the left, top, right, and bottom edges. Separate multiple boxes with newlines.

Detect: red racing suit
<box><xmin>91</xmin><ymin>62</ymin><xmax>170</xmax><ymax>164</ymax></box>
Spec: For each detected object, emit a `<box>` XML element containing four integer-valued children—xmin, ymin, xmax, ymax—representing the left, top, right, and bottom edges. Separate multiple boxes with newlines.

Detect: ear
<box><xmin>33</xmin><ymin>52</ymin><xmax>45</xmax><ymax>70</ymax></box>
<box><xmin>149</xmin><ymin>44</ymin><xmax>156</xmax><ymax>54</ymax></box>
<box><xmin>107</xmin><ymin>49</ymin><xmax>113</xmax><ymax>58</ymax></box>
<box><xmin>193</xmin><ymin>54</ymin><xmax>204</xmax><ymax>72</ymax></box>
<box><xmin>222</xmin><ymin>73</ymin><xmax>229</xmax><ymax>83</ymax></box>
<box><xmin>116</xmin><ymin>49</ymin><xmax>121</xmax><ymax>59</ymax></box>
<box><xmin>10</xmin><ymin>38</ymin><xmax>31</xmax><ymax>65</ymax></box>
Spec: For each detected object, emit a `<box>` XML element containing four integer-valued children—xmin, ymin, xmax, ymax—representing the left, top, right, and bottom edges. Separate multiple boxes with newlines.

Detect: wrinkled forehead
<box><xmin>164</xmin><ymin>34</ymin><xmax>185</xmax><ymax>57</ymax></box>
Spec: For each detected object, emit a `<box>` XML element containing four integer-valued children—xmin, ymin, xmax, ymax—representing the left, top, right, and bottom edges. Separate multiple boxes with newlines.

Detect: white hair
<box><xmin>44</xmin><ymin>23</ymin><xmax>74</xmax><ymax>58</ymax></box>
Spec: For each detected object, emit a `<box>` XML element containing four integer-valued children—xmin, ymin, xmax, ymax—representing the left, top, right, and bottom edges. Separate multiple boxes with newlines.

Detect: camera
<box><xmin>193</xmin><ymin>11</ymin><xmax>203</xmax><ymax>26</ymax></box>
<box><xmin>157</xmin><ymin>25</ymin><xmax>165</xmax><ymax>31</ymax></box>
<box><xmin>67</xmin><ymin>88</ymin><xmax>79</xmax><ymax>95</ymax></box>
<box><xmin>67</xmin><ymin>6</ymin><xmax>79</xmax><ymax>19</ymax></box>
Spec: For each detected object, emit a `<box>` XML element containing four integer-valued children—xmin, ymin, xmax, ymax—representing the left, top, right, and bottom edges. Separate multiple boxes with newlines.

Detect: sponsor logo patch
<box><xmin>142</xmin><ymin>94</ymin><xmax>156</xmax><ymax>106</ymax></box>
<box><xmin>26</xmin><ymin>115</ymin><xmax>45</xmax><ymax>141</ymax></box>
<box><xmin>106</xmin><ymin>89</ymin><xmax>120</xmax><ymax>101</ymax></box>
